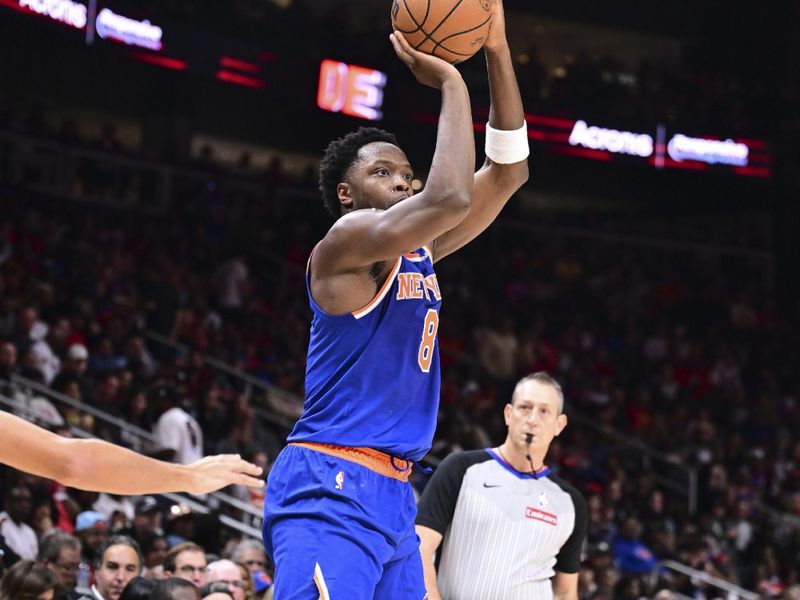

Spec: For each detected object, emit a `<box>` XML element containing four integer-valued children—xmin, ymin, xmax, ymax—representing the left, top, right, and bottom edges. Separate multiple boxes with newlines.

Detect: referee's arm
<box><xmin>552</xmin><ymin>571</ymin><xmax>579</xmax><ymax>600</ymax></box>
<box><xmin>416</xmin><ymin>525</ymin><xmax>444</xmax><ymax>600</ymax></box>
<box><xmin>551</xmin><ymin>483</ymin><xmax>587</xmax><ymax>600</ymax></box>
<box><xmin>416</xmin><ymin>452</ymin><xmax>473</xmax><ymax>600</ymax></box>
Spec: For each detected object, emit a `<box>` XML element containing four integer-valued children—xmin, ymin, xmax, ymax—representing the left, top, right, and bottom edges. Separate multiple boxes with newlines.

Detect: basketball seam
<box><xmin>410</xmin><ymin>0</ymin><xmax>468</xmax><ymax>55</ymax></box>
<box><xmin>395</xmin><ymin>0</ymin><xmax>431</xmax><ymax>34</ymax></box>
<box><xmin>427</xmin><ymin>0</ymin><xmax>466</xmax><ymax>39</ymax></box>
<box><xmin>431</xmin><ymin>14</ymin><xmax>492</xmax><ymax>56</ymax></box>
<box><xmin>398</xmin><ymin>0</ymin><xmax>490</xmax><ymax>62</ymax></box>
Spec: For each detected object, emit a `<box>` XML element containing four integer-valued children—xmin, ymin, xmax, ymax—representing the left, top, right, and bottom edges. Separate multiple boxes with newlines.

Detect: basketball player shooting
<box><xmin>261</xmin><ymin>2</ymin><xmax>528</xmax><ymax>598</ymax></box>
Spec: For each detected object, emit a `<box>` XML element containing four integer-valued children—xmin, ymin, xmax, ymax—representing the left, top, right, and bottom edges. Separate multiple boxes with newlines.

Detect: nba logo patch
<box><xmin>334</xmin><ymin>471</ymin><xmax>345</xmax><ymax>490</ymax></box>
<box><xmin>538</xmin><ymin>492</ymin><xmax>550</xmax><ymax>508</ymax></box>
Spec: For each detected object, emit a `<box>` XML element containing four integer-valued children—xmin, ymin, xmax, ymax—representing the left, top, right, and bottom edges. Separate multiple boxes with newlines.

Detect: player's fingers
<box><xmin>394</xmin><ymin>31</ymin><xmax>422</xmax><ymax>60</ymax></box>
<box><xmin>390</xmin><ymin>32</ymin><xmax>415</xmax><ymax>66</ymax></box>
<box><xmin>205</xmin><ymin>454</ymin><xmax>262</xmax><ymax>474</ymax></box>
<box><xmin>235</xmin><ymin>459</ymin><xmax>263</xmax><ymax>477</ymax></box>
<box><xmin>228</xmin><ymin>473</ymin><xmax>265</xmax><ymax>489</ymax></box>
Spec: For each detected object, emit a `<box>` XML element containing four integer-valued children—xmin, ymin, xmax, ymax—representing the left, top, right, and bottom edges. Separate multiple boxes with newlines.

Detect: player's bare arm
<box><xmin>0</xmin><ymin>410</ymin><xmax>264</xmax><ymax>495</ymax></box>
<box><xmin>431</xmin><ymin>0</ymin><xmax>529</xmax><ymax>263</ymax></box>
<box><xmin>416</xmin><ymin>524</ymin><xmax>444</xmax><ymax>600</ymax></box>
<box><xmin>311</xmin><ymin>31</ymin><xmax>474</xmax><ymax>316</ymax></box>
<box><xmin>552</xmin><ymin>570</ymin><xmax>579</xmax><ymax>600</ymax></box>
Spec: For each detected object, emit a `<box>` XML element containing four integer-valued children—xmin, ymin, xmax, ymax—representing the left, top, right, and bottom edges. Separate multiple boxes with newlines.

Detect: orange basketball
<box><xmin>391</xmin><ymin>0</ymin><xmax>493</xmax><ymax>64</ymax></box>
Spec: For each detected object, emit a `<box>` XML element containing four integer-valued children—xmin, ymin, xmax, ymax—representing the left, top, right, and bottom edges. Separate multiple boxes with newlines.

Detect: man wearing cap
<box><xmin>118</xmin><ymin>496</ymin><xmax>162</xmax><ymax>547</ymax></box>
<box><xmin>75</xmin><ymin>510</ymin><xmax>109</xmax><ymax>588</ymax></box>
<box><xmin>76</xmin><ymin>512</ymin><xmax>109</xmax><ymax>559</ymax></box>
<box><xmin>165</xmin><ymin>503</ymin><xmax>195</xmax><ymax>547</ymax></box>
<box><xmin>52</xmin><ymin>343</ymin><xmax>92</xmax><ymax>401</ymax></box>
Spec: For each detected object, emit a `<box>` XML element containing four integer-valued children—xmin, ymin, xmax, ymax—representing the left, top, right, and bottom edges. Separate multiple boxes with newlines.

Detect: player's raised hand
<box><xmin>390</xmin><ymin>31</ymin><xmax>461</xmax><ymax>89</ymax></box>
<box><xmin>483</xmin><ymin>0</ymin><xmax>508</xmax><ymax>52</ymax></box>
<box><xmin>183</xmin><ymin>454</ymin><xmax>264</xmax><ymax>495</ymax></box>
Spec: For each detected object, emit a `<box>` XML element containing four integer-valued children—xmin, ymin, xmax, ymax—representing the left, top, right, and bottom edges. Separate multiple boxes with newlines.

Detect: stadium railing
<box><xmin>4</xmin><ymin>375</ymin><xmax>264</xmax><ymax>540</ymax></box>
<box><xmin>567</xmin><ymin>408</ymin><xmax>699</xmax><ymax>515</ymax></box>
<box><xmin>143</xmin><ymin>329</ymin><xmax>301</xmax><ymax>430</ymax></box>
<box><xmin>0</xmin><ymin>129</ymin><xmax>266</xmax><ymax>213</ymax></box>
<box><xmin>652</xmin><ymin>560</ymin><xmax>760</xmax><ymax>600</ymax></box>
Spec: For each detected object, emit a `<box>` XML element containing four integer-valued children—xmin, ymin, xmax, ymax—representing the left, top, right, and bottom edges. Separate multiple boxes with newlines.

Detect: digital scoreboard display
<box><xmin>2</xmin><ymin>0</ymin><xmax>775</xmax><ymax>179</ymax></box>
<box><xmin>466</xmin><ymin>112</ymin><xmax>771</xmax><ymax>179</ymax></box>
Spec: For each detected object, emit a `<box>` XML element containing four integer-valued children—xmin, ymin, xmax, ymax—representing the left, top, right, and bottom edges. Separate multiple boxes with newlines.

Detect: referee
<box><xmin>416</xmin><ymin>372</ymin><xmax>587</xmax><ymax>600</ymax></box>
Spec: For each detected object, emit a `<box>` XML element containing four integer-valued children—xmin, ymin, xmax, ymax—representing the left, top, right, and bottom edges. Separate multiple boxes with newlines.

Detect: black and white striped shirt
<box><xmin>416</xmin><ymin>449</ymin><xmax>586</xmax><ymax>600</ymax></box>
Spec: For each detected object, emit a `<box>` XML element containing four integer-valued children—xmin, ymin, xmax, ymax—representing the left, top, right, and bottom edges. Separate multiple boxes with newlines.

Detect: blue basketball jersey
<box><xmin>288</xmin><ymin>246</ymin><xmax>441</xmax><ymax>461</ymax></box>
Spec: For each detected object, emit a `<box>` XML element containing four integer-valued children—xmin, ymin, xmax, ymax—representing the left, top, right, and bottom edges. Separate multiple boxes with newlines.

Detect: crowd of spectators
<box><xmin>1</xmin><ymin>130</ymin><xmax>799</xmax><ymax>599</ymax></box>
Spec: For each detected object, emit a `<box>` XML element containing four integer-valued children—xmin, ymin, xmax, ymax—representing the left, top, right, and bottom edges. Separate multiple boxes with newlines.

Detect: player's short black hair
<box><xmin>318</xmin><ymin>127</ymin><xmax>399</xmax><ymax>218</ymax></box>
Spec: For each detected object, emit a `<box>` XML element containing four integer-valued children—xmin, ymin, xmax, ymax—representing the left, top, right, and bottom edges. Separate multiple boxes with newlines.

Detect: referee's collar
<box><xmin>484</xmin><ymin>448</ymin><xmax>552</xmax><ymax>480</ymax></box>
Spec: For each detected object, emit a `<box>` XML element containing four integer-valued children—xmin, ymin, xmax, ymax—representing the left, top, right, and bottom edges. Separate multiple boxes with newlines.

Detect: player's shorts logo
<box><xmin>335</xmin><ymin>470</ymin><xmax>345</xmax><ymax>490</ymax></box>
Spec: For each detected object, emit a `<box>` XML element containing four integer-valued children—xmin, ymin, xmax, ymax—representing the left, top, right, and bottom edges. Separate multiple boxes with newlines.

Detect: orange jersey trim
<box><xmin>351</xmin><ymin>257</ymin><xmax>402</xmax><ymax>319</ymax></box>
<box><xmin>290</xmin><ymin>442</ymin><xmax>412</xmax><ymax>482</ymax></box>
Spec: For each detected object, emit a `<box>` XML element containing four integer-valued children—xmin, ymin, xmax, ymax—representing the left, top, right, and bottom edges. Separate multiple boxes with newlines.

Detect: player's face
<box><xmin>504</xmin><ymin>381</ymin><xmax>567</xmax><ymax>453</ymax></box>
<box><xmin>341</xmin><ymin>142</ymin><xmax>414</xmax><ymax>212</ymax></box>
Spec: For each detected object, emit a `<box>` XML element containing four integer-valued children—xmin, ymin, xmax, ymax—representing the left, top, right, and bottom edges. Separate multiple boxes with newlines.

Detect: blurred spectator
<box><xmin>199</xmin><ymin>581</ymin><xmax>234</xmax><ymax>600</ymax></box>
<box><xmin>0</xmin><ymin>559</ymin><xmax>57</xmax><ymax>600</ymax></box>
<box><xmin>613</xmin><ymin>517</ymin><xmax>657</xmax><ymax>575</ymax></box>
<box><xmin>140</xmin><ymin>533</ymin><xmax>168</xmax><ymax>579</ymax></box>
<box><xmin>152</xmin><ymin>386</ymin><xmax>203</xmax><ymax>465</ymax></box>
<box><xmin>163</xmin><ymin>542</ymin><xmax>207</xmax><ymax>589</ymax></box>
<box><xmin>211</xmin><ymin>256</ymin><xmax>250</xmax><ymax>316</ymax></box>
<box><xmin>13</xmin><ymin>307</ymin><xmax>60</xmax><ymax>384</ymax></box>
<box><xmin>85</xmin><ymin>536</ymin><xmax>142</xmax><ymax>600</ymax></box>
<box><xmin>229</xmin><ymin>539</ymin><xmax>271</xmax><ymax>592</ymax></box>
<box><xmin>205</xmin><ymin>560</ymin><xmax>244</xmax><ymax>600</ymax></box>
<box><xmin>119</xmin><ymin>497</ymin><xmax>162</xmax><ymax>548</ymax></box>
<box><xmin>232</xmin><ymin>562</ymin><xmax>254</xmax><ymax>600</ymax></box>
<box><xmin>52</xmin><ymin>343</ymin><xmax>92</xmax><ymax>400</ymax></box>
<box><xmin>0</xmin><ymin>485</ymin><xmax>38</xmax><ymax>560</ymax></box>
<box><xmin>165</xmin><ymin>504</ymin><xmax>195</xmax><ymax>547</ymax></box>
<box><xmin>123</xmin><ymin>337</ymin><xmax>157</xmax><ymax>381</ymax></box>
<box><xmin>74</xmin><ymin>511</ymin><xmax>109</xmax><ymax>572</ymax></box>
<box><xmin>0</xmin><ymin>341</ymin><xmax>18</xmax><ymax>389</ymax></box>
<box><xmin>37</xmin><ymin>530</ymin><xmax>81</xmax><ymax>599</ymax></box>
<box><xmin>117</xmin><ymin>576</ymin><xmax>156</xmax><ymax>599</ymax></box>
<box><xmin>155</xmin><ymin>577</ymin><xmax>201</xmax><ymax>600</ymax></box>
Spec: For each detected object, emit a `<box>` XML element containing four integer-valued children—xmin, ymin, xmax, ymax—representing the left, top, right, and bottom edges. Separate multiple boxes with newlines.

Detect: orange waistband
<box><xmin>289</xmin><ymin>442</ymin><xmax>413</xmax><ymax>482</ymax></box>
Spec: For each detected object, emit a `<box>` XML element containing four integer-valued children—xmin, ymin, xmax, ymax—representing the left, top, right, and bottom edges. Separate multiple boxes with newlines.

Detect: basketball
<box><xmin>391</xmin><ymin>0</ymin><xmax>493</xmax><ymax>64</ymax></box>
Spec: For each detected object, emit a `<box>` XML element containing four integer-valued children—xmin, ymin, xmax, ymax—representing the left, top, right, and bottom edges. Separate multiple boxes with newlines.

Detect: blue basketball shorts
<box><xmin>262</xmin><ymin>443</ymin><xmax>427</xmax><ymax>600</ymax></box>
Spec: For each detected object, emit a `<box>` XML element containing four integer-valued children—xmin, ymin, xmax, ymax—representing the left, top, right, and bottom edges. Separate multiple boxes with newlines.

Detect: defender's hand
<box><xmin>183</xmin><ymin>454</ymin><xmax>264</xmax><ymax>495</ymax></box>
<box><xmin>390</xmin><ymin>31</ymin><xmax>461</xmax><ymax>89</ymax></box>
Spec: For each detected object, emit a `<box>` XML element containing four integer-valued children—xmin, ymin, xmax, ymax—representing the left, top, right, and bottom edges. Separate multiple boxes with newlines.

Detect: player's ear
<box><xmin>337</xmin><ymin>182</ymin><xmax>354</xmax><ymax>210</ymax></box>
<box><xmin>503</xmin><ymin>403</ymin><xmax>512</xmax><ymax>426</ymax></box>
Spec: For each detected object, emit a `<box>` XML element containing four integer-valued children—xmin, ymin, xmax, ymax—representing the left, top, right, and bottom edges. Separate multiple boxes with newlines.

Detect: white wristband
<box><xmin>485</xmin><ymin>122</ymin><xmax>530</xmax><ymax>164</ymax></box>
